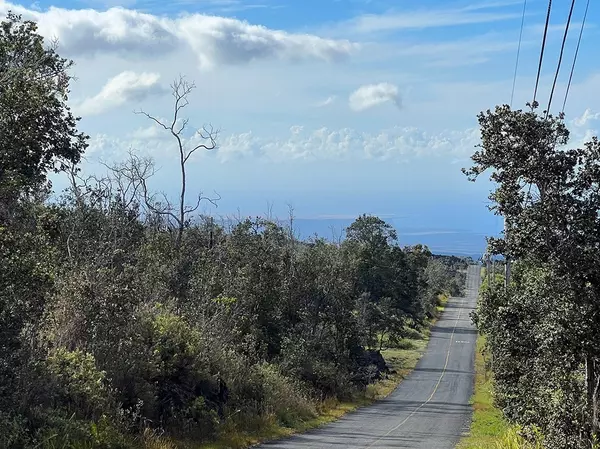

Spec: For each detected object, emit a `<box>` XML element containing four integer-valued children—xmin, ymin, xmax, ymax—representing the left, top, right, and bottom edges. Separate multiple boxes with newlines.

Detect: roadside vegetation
<box><xmin>459</xmin><ymin>270</ymin><xmax>546</xmax><ymax>449</ymax></box>
<box><xmin>464</xmin><ymin>103</ymin><xmax>600</xmax><ymax>449</ymax></box>
<box><xmin>0</xmin><ymin>14</ymin><xmax>469</xmax><ymax>448</ymax></box>
<box><xmin>197</xmin><ymin>325</ymin><xmax>435</xmax><ymax>449</ymax></box>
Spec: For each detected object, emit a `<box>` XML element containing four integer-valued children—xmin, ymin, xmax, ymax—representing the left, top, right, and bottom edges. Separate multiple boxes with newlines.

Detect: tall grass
<box><xmin>483</xmin><ymin>428</ymin><xmax>544</xmax><ymax>449</ymax></box>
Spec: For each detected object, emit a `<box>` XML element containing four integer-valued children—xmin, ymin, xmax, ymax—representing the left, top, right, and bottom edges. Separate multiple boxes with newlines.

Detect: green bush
<box><xmin>169</xmin><ymin>396</ymin><xmax>220</xmax><ymax>441</ymax></box>
<box><xmin>46</xmin><ymin>348</ymin><xmax>111</xmax><ymax>419</ymax></box>
<box><xmin>387</xmin><ymin>338</ymin><xmax>416</xmax><ymax>350</ymax></box>
<box><xmin>0</xmin><ymin>411</ymin><xmax>31</xmax><ymax>448</ymax></box>
<box><xmin>402</xmin><ymin>328</ymin><xmax>425</xmax><ymax>341</ymax></box>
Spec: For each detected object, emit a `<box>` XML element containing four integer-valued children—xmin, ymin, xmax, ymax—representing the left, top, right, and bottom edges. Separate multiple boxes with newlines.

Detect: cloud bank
<box><xmin>87</xmin><ymin>125</ymin><xmax>481</xmax><ymax>163</ymax></box>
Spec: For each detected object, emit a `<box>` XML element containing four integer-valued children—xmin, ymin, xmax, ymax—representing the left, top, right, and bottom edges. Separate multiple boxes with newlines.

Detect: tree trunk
<box><xmin>379</xmin><ymin>332</ymin><xmax>386</xmax><ymax>351</ymax></box>
<box><xmin>176</xmin><ymin>148</ymin><xmax>186</xmax><ymax>250</ymax></box>
<box><xmin>586</xmin><ymin>355</ymin><xmax>600</xmax><ymax>440</ymax></box>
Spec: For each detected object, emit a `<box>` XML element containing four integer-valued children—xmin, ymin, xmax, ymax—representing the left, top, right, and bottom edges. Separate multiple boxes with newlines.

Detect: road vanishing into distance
<box><xmin>259</xmin><ymin>265</ymin><xmax>481</xmax><ymax>449</ymax></box>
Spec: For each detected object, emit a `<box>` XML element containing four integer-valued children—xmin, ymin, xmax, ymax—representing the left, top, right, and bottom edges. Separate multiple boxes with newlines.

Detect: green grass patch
<box><xmin>457</xmin><ymin>335</ymin><xmax>510</xmax><ymax>449</ymax></box>
<box><xmin>457</xmin><ymin>335</ymin><xmax>543</xmax><ymax>449</ymax></box>
<box><xmin>379</xmin><ymin>339</ymin><xmax>429</xmax><ymax>396</ymax></box>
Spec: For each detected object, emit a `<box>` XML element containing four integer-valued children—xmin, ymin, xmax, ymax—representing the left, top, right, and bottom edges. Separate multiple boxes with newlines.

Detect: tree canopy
<box><xmin>0</xmin><ymin>13</ymin><xmax>87</xmax><ymax>215</ymax></box>
<box><xmin>467</xmin><ymin>103</ymin><xmax>600</xmax><ymax>449</ymax></box>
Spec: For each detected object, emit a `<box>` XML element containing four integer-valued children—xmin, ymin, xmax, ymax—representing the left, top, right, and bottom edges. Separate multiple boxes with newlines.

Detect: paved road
<box><xmin>259</xmin><ymin>265</ymin><xmax>481</xmax><ymax>449</ymax></box>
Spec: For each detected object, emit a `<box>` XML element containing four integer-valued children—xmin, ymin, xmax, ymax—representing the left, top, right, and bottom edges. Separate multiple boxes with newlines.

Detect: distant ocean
<box><xmin>213</xmin><ymin>216</ymin><xmax>489</xmax><ymax>259</ymax></box>
<box><xmin>199</xmin><ymin>187</ymin><xmax>500</xmax><ymax>259</ymax></box>
<box><xmin>292</xmin><ymin>218</ymin><xmax>487</xmax><ymax>259</ymax></box>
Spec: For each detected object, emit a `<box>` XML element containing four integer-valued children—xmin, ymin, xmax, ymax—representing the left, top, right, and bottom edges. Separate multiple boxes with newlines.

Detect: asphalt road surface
<box><xmin>259</xmin><ymin>264</ymin><xmax>481</xmax><ymax>449</ymax></box>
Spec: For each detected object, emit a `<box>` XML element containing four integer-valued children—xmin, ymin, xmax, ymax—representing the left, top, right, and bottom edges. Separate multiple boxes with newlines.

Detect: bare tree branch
<box><xmin>186</xmin><ymin>191</ymin><xmax>221</xmax><ymax>214</ymax></box>
<box><xmin>133</xmin><ymin>110</ymin><xmax>170</xmax><ymax>131</ymax></box>
<box><xmin>132</xmin><ymin>74</ymin><xmax>220</xmax><ymax>248</ymax></box>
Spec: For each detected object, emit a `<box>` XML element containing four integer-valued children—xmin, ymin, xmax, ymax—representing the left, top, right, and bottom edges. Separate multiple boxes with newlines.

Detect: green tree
<box><xmin>345</xmin><ymin>214</ymin><xmax>398</xmax><ymax>302</ymax></box>
<box><xmin>345</xmin><ymin>215</ymin><xmax>428</xmax><ymax>346</ymax></box>
<box><xmin>0</xmin><ymin>12</ymin><xmax>87</xmax><ymax>424</ymax></box>
<box><xmin>465</xmin><ymin>103</ymin><xmax>600</xmax><ymax>448</ymax></box>
<box><xmin>0</xmin><ymin>13</ymin><xmax>87</xmax><ymax>217</ymax></box>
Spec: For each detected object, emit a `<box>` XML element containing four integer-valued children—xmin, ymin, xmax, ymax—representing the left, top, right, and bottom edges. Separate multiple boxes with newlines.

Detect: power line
<box><xmin>546</xmin><ymin>0</ymin><xmax>577</xmax><ymax>116</ymax></box>
<box><xmin>562</xmin><ymin>0</ymin><xmax>590</xmax><ymax>114</ymax></box>
<box><xmin>510</xmin><ymin>0</ymin><xmax>528</xmax><ymax>108</ymax></box>
<box><xmin>533</xmin><ymin>0</ymin><xmax>553</xmax><ymax>105</ymax></box>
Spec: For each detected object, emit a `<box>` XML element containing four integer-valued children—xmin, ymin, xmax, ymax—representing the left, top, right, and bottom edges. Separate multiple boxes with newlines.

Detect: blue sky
<box><xmin>3</xmin><ymin>0</ymin><xmax>599</xmax><ymax>253</ymax></box>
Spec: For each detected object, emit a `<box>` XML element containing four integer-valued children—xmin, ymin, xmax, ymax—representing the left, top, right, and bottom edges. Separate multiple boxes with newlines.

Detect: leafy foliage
<box><xmin>466</xmin><ymin>104</ymin><xmax>600</xmax><ymax>449</ymax></box>
<box><xmin>0</xmin><ymin>13</ymin><xmax>87</xmax><ymax>212</ymax></box>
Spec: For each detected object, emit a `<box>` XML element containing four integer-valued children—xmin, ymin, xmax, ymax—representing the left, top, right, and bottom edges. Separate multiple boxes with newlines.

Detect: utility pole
<box><xmin>486</xmin><ymin>252</ymin><xmax>492</xmax><ymax>287</ymax></box>
<box><xmin>504</xmin><ymin>216</ymin><xmax>511</xmax><ymax>289</ymax></box>
<box><xmin>209</xmin><ymin>216</ymin><xmax>214</xmax><ymax>249</ymax></box>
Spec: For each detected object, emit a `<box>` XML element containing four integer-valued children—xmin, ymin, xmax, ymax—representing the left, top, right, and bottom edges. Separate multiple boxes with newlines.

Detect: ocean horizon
<box><xmin>207</xmin><ymin>216</ymin><xmax>489</xmax><ymax>259</ymax></box>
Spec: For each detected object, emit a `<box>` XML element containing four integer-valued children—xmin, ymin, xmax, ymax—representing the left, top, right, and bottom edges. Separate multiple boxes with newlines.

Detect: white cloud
<box><xmin>315</xmin><ymin>96</ymin><xmax>336</xmax><ymax>107</ymax></box>
<box><xmin>177</xmin><ymin>15</ymin><xmax>356</xmax><ymax>69</ymax></box>
<box><xmin>29</xmin><ymin>7</ymin><xmax>177</xmax><ymax>56</ymax></box>
<box><xmin>0</xmin><ymin>1</ymin><xmax>356</xmax><ymax>69</ymax></box>
<box><xmin>349</xmin><ymin>83</ymin><xmax>401</xmax><ymax>112</ymax></box>
<box><xmin>85</xmin><ymin>131</ymin><xmax>169</xmax><ymax>159</ymax></box>
<box><xmin>76</xmin><ymin>71</ymin><xmax>164</xmax><ymax>116</ymax></box>
<box><xmin>572</xmin><ymin>109</ymin><xmax>600</xmax><ymax>128</ymax></box>
<box><xmin>129</xmin><ymin>125</ymin><xmax>165</xmax><ymax>140</ymax></box>
<box><xmin>344</xmin><ymin>8</ymin><xmax>520</xmax><ymax>34</ymax></box>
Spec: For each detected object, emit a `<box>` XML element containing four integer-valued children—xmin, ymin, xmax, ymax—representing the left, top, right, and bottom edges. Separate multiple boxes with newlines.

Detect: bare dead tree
<box><xmin>101</xmin><ymin>151</ymin><xmax>174</xmax><ymax>233</ymax></box>
<box><xmin>285</xmin><ymin>203</ymin><xmax>297</xmax><ymax>306</ymax></box>
<box><xmin>63</xmin><ymin>156</ymin><xmax>146</xmax><ymax>261</ymax></box>
<box><xmin>264</xmin><ymin>201</ymin><xmax>275</xmax><ymax>221</ymax></box>
<box><xmin>100</xmin><ymin>151</ymin><xmax>154</xmax><ymax>215</ymax></box>
<box><xmin>134</xmin><ymin>76</ymin><xmax>220</xmax><ymax>247</ymax></box>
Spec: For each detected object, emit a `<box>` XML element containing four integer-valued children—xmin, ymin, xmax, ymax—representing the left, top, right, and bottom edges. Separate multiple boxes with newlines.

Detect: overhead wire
<box><xmin>510</xmin><ymin>0</ymin><xmax>528</xmax><ymax>108</ymax></box>
<box><xmin>532</xmin><ymin>0</ymin><xmax>553</xmax><ymax>106</ymax></box>
<box><xmin>561</xmin><ymin>0</ymin><xmax>590</xmax><ymax>114</ymax></box>
<box><xmin>505</xmin><ymin>0</ymin><xmax>533</xmax><ymax>289</ymax></box>
<box><xmin>546</xmin><ymin>0</ymin><xmax>577</xmax><ymax>116</ymax></box>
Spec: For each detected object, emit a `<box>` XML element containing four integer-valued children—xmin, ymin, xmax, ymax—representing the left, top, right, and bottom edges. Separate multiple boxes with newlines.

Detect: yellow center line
<box><xmin>364</xmin><ymin>298</ymin><xmax>464</xmax><ymax>448</ymax></box>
